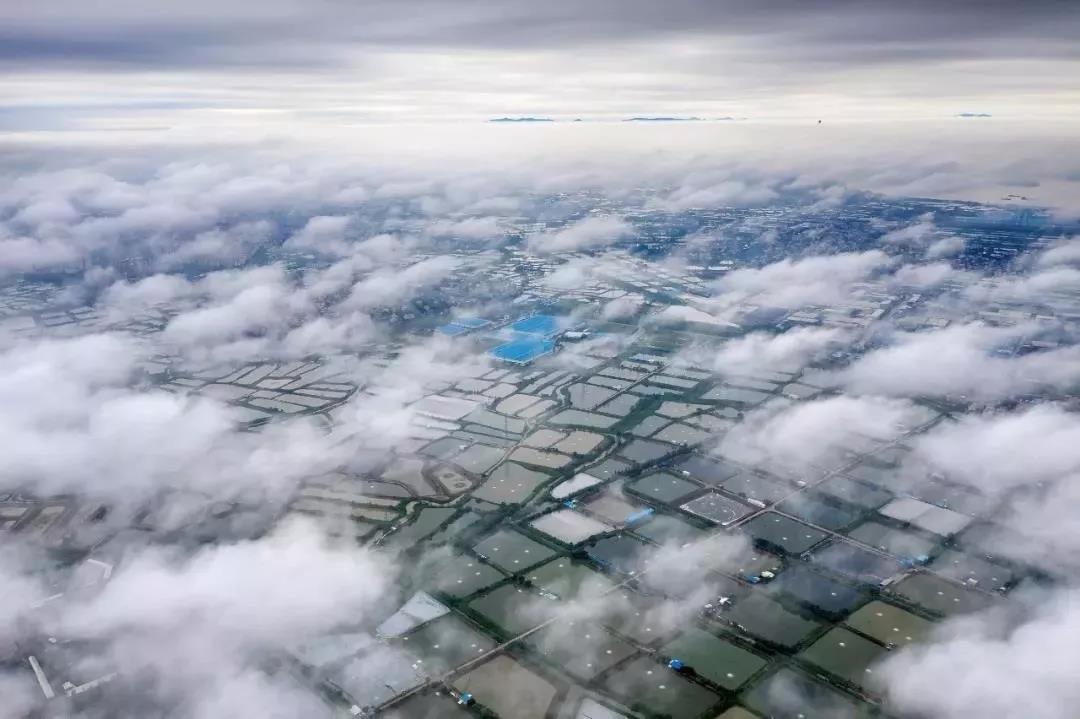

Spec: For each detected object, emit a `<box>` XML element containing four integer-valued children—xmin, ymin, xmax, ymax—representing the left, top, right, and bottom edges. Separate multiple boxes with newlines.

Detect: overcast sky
<box><xmin>4</xmin><ymin>5</ymin><xmax>1080</xmax><ymax>717</ymax></box>
<box><xmin>2</xmin><ymin>0</ymin><xmax>1079</xmax><ymax>130</ymax></box>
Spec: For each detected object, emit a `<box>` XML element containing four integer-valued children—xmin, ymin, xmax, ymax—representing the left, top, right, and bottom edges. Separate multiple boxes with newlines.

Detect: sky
<box><xmin>1</xmin><ymin>0</ymin><xmax>1079</xmax><ymax>131</ymax></box>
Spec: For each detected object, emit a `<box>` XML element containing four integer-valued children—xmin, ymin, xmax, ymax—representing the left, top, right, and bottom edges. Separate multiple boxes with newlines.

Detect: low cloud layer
<box><xmin>528</xmin><ymin>215</ymin><xmax>635</xmax><ymax>254</ymax></box>
<box><xmin>3</xmin><ymin>520</ymin><xmax>396</xmax><ymax>719</ymax></box>
<box><xmin>711</xmin><ymin>250</ymin><xmax>894</xmax><ymax>312</ymax></box>
<box><xmin>840</xmin><ymin>323</ymin><xmax>1080</xmax><ymax>402</ymax></box>
<box><xmin>0</xmin><ymin>122</ymin><xmax>1076</xmax><ymax>719</ymax></box>
<box><xmin>882</xmin><ymin>589</ymin><xmax>1080</xmax><ymax>719</ymax></box>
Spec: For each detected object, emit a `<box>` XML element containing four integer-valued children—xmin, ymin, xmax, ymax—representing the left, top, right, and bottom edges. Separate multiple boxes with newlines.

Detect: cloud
<box><xmin>908</xmin><ymin>404</ymin><xmax>1080</xmax><ymax>492</ymax></box>
<box><xmin>872</xmin><ymin>403</ymin><xmax>1080</xmax><ymax>716</ymax></box>
<box><xmin>872</xmin><ymin>407</ymin><xmax>1080</xmax><ymax>575</ymax></box>
<box><xmin>881</xmin><ymin>589</ymin><xmax>1080</xmax><ymax>719</ymax></box>
<box><xmin>839</xmin><ymin>323</ymin><xmax>1080</xmax><ymax>401</ymax></box>
<box><xmin>646</xmin><ymin>179</ymin><xmax>779</xmax><ymax>211</ymax></box>
<box><xmin>690</xmin><ymin>325</ymin><xmax>850</xmax><ymax>376</ymax></box>
<box><xmin>925</xmin><ymin>235</ymin><xmax>966</xmax><ymax>259</ymax></box>
<box><xmin>0</xmin><ymin>333</ymin><xmax>347</xmax><ymax>503</ymax></box>
<box><xmin>164</xmin><ymin>279</ymin><xmax>302</xmax><ymax>349</ymax></box>
<box><xmin>0</xmin><ymin>232</ymin><xmax>81</xmax><ymax>275</ymax></box>
<box><xmin>61</xmin><ymin>520</ymin><xmax>392</xmax><ymax>642</ymax></box>
<box><xmin>284</xmin><ymin>215</ymin><xmax>353</xmax><ymax>256</ymax></box>
<box><xmin>6</xmin><ymin>519</ymin><xmax>396</xmax><ymax>719</ymax></box>
<box><xmin>0</xmin><ymin>102</ymin><xmax>1079</xmax><ymax>719</ymax></box>
<box><xmin>877</xmin><ymin>220</ymin><xmax>971</xmax><ymax>274</ymax></box>
<box><xmin>343</xmin><ymin>255</ymin><xmax>461</xmax><ymax>310</ymax></box>
<box><xmin>102</xmin><ymin>273</ymin><xmax>205</xmax><ymax>311</ymax></box>
<box><xmin>891</xmin><ymin>260</ymin><xmax>961</xmax><ymax>287</ymax></box>
<box><xmin>878</xmin><ymin>216</ymin><xmax>938</xmax><ymax>247</ymax></box>
<box><xmin>2</xmin><ymin>0</ymin><xmax>1078</xmax><ymax>76</ymax></box>
<box><xmin>1</xmin><ymin>1</ymin><xmax>1076</xmax><ymax>141</ymax></box>
<box><xmin>719</xmin><ymin>394</ymin><xmax>925</xmax><ymax>475</ymax></box>
<box><xmin>160</xmin><ymin>220</ymin><xmax>275</xmax><ymax>270</ymax></box>
<box><xmin>99</xmin><ymin>260</ymin><xmax>392</xmax><ymax>362</ymax></box>
<box><xmin>540</xmin><ymin>253</ymin><xmax>637</xmax><ymax>292</ymax></box>
<box><xmin>710</xmin><ymin>250</ymin><xmax>894</xmax><ymax>310</ymax></box>
<box><xmin>424</xmin><ymin>216</ymin><xmax>503</xmax><ymax>240</ymax></box>
<box><xmin>528</xmin><ymin>215</ymin><xmax>634</xmax><ymax>253</ymax></box>
<box><xmin>0</xmin><ymin>549</ymin><xmax>48</xmax><ymax>642</ymax></box>
<box><xmin>541</xmin><ymin>258</ymin><xmax>598</xmax><ymax>291</ymax></box>
<box><xmin>601</xmin><ymin>293</ymin><xmax>645</xmax><ymax>320</ymax></box>
<box><xmin>280</xmin><ymin>312</ymin><xmax>379</xmax><ymax>357</ymax></box>
<box><xmin>1035</xmin><ymin>237</ymin><xmax>1080</xmax><ymax>269</ymax></box>
<box><xmin>963</xmin><ymin>266</ymin><xmax>1080</xmax><ymax>305</ymax></box>
<box><xmin>652</xmin><ymin>303</ymin><xmax>739</xmax><ymax>328</ymax></box>
<box><xmin>0</xmin><ymin>673</ymin><xmax>38</xmax><ymax>718</ymax></box>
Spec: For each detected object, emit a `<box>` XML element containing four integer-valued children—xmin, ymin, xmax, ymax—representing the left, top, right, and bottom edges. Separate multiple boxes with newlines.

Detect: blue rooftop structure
<box><xmin>486</xmin><ymin>314</ymin><xmax>568</xmax><ymax>364</ymax></box>
<box><xmin>511</xmin><ymin>314</ymin><xmax>561</xmax><ymax>338</ymax></box>
<box><xmin>490</xmin><ymin>337</ymin><xmax>556</xmax><ymax>364</ymax></box>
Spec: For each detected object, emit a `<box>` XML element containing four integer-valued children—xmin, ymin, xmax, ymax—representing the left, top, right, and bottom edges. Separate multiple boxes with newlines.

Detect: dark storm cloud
<box><xmin>1</xmin><ymin>0</ymin><xmax>1078</xmax><ymax>70</ymax></box>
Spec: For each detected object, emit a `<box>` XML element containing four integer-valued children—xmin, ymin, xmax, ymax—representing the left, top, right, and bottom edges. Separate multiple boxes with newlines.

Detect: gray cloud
<box><xmin>0</xmin><ymin>1</ymin><xmax>1077</xmax><ymax>130</ymax></box>
<box><xmin>2</xmin><ymin>1</ymin><xmax>1077</xmax><ymax>69</ymax></box>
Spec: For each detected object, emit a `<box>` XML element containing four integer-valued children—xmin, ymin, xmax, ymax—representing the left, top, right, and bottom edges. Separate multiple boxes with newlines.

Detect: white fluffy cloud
<box><xmin>284</xmin><ymin>215</ymin><xmax>353</xmax><ymax>256</ymax></box>
<box><xmin>719</xmin><ymin>394</ymin><xmax>924</xmax><ymax>474</ymax></box>
<box><xmin>1035</xmin><ymin>237</ymin><xmax>1080</xmax><ymax>269</ymax></box>
<box><xmin>891</xmin><ymin>260</ymin><xmax>961</xmax><ymax>288</ymax></box>
<box><xmin>925</xmin><ymin>235</ymin><xmax>966</xmax><ymax>259</ymax></box>
<box><xmin>0</xmin><ymin>333</ymin><xmax>346</xmax><ymax>503</ymax></box>
<box><xmin>528</xmin><ymin>215</ymin><xmax>634</xmax><ymax>253</ymax></box>
<box><xmin>61</xmin><ymin>520</ymin><xmax>392</xmax><ymax>643</ymax></box>
<box><xmin>877</xmin><ymin>404</ymin><xmax>1080</xmax><ymax>718</ymax></box>
<box><xmin>878</xmin><ymin>216</ymin><xmax>939</xmax><ymax>247</ymax></box>
<box><xmin>711</xmin><ymin>326</ymin><xmax>851</xmax><ymax>376</ymax></box>
<box><xmin>424</xmin><ymin>216</ymin><xmax>503</xmax><ymax>240</ymax></box>
<box><xmin>711</xmin><ymin>250</ymin><xmax>894</xmax><ymax>310</ymax></box>
<box><xmin>646</xmin><ymin>179</ymin><xmax>779</xmax><ymax>211</ymax></box>
<box><xmin>840</xmin><ymin>323</ymin><xmax>1080</xmax><ymax>402</ymax></box>
<box><xmin>964</xmin><ymin>266</ymin><xmax>1080</xmax><ymax>306</ymax></box>
<box><xmin>344</xmin><ymin>255</ymin><xmax>460</xmax><ymax>309</ymax></box>
<box><xmin>5</xmin><ymin>520</ymin><xmax>396</xmax><ymax>719</ymax></box>
<box><xmin>882</xmin><ymin>589</ymin><xmax>1080</xmax><ymax>719</ymax></box>
<box><xmin>909</xmin><ymin>405</ymin><xmax>1080</xmax><ymax>492</ymax></box>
